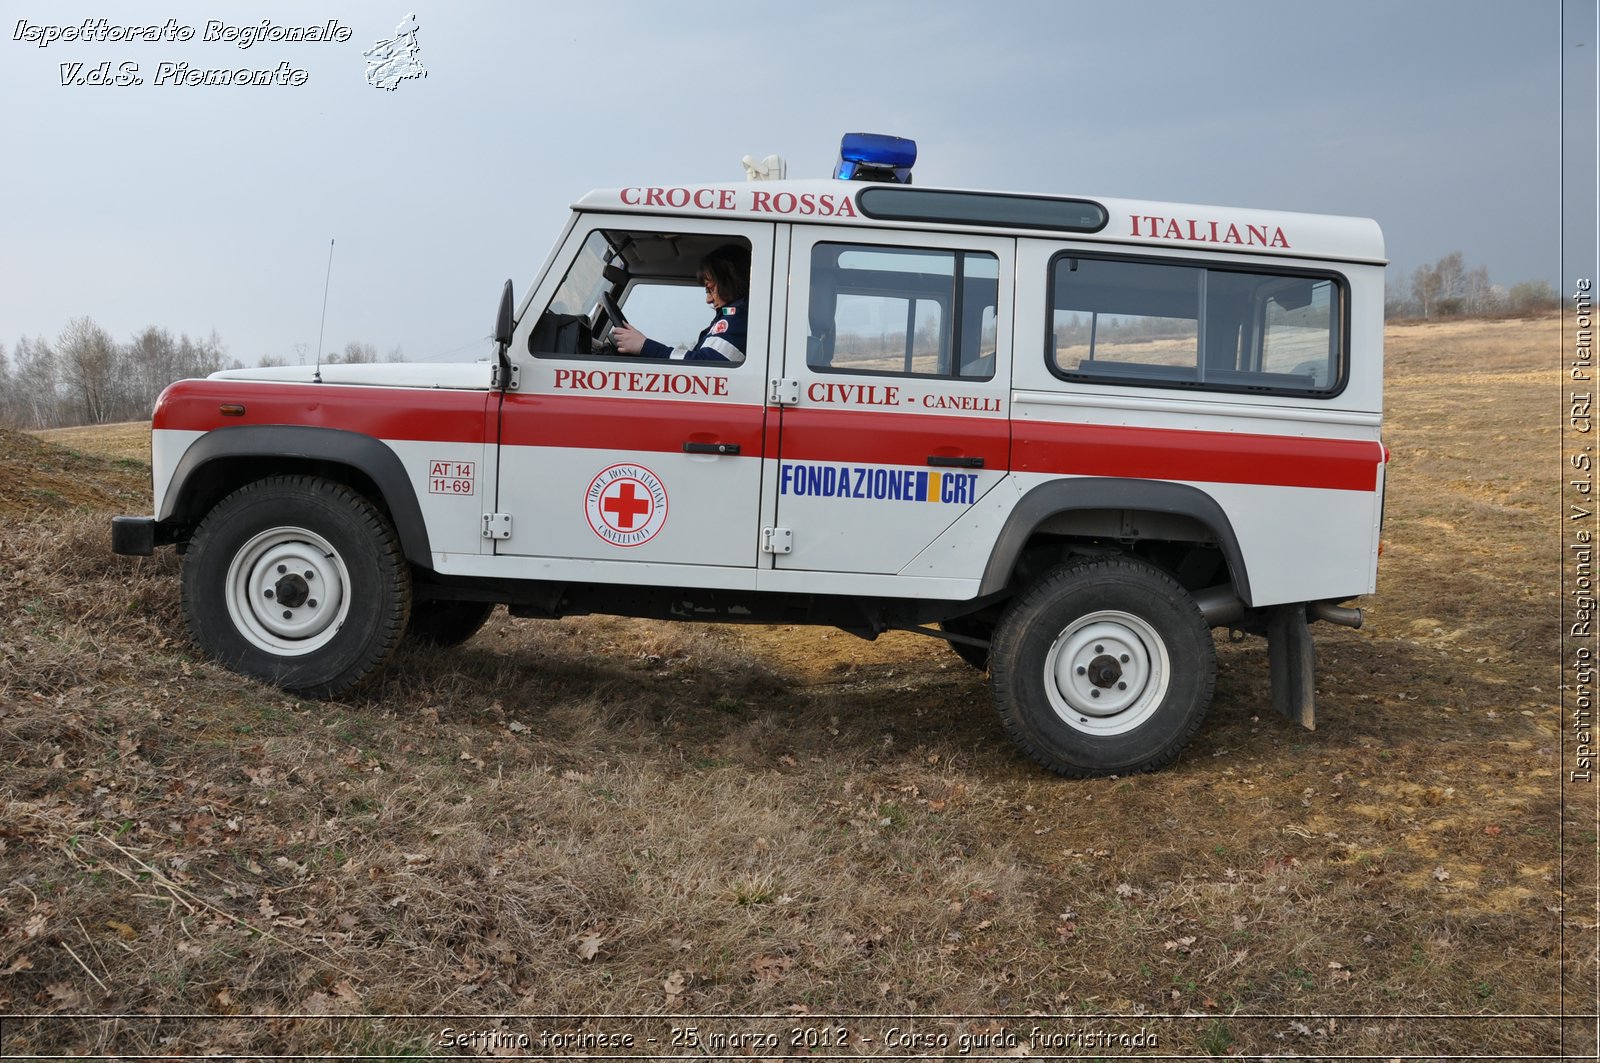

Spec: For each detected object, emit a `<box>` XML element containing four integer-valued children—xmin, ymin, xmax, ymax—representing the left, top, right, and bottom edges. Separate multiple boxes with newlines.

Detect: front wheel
<box><xmin>989</xmin><ymin>557</ymin><xmax>1215</xmax><ymax>777</ymax></box>
<box><xmin>181</xmin><ymin>476</ymin><xmax>411</xmax><ymax>697</ymax></box>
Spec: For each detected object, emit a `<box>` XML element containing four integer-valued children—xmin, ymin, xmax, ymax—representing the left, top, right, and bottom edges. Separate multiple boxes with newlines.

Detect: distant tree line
<box><xmin>0</xmin><ymin>316</ymin><xmax>396</xmax><ymax>430</ymax></box>
<box><xmin>1386</xmin><ymin>251</ymin><xmax>1559</xmax><ymax>320</ymax></box>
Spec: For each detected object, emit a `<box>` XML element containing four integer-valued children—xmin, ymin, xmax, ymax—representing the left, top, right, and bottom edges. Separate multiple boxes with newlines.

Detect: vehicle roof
<box><xmin>573</xmin><ymin>180</ymin><xmax>1386</xmax><ymax>266</ymax></box>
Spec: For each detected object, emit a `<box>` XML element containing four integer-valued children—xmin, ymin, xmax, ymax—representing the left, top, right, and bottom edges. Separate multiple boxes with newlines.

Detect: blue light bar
<box><xmin>835</xmin><ymin>132</ymin><xmax>917</xmax><ymax>184</ymax></box>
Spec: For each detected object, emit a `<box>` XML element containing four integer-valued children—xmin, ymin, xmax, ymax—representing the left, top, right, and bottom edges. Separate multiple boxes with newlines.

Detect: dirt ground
<box><xmin>1</xmin><ymin>313</ymin><xmax>1593</xmax><ymax>1059</ymax></box>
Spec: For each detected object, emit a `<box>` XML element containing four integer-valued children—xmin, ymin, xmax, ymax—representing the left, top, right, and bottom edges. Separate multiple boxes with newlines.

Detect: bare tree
<box><xmin>1411</xmin><ymin>262</ymin><xmax>1441</xmax><ymax>319</ymax></box>
<box><xmin>190</xmin><ymin>331</ymin><xmax>235</xmax><ymax>377</ymax></box>
<box><xmin>12</xmin><ymin>336</ymin><xmax>63</xmax><ymax>429</ymax></box>
<box><xmin>0</xmin><ymin>342</ymin><xmax>16</xmax><ymax>428</ymax></box>
<box><xmin>338</xmin><ymin>341</ymin><xmax>378</xmax><ymax>364</ymax></box>
<box><xmin>1432</xmin><ymin>251</ymin><xmax>1466</xmax><ymax>315</ymax></box>
<box><xmin>57</xmin><ymin>317</ymin><xmax>121</xmax><ymax>424</ymax></box>
<box><xmin>1384</xmin><ymin>275</ymin><xmax>1413</xmax><ymax>320</ymax></box>
<box><xmin>126</xmin><ymin>326</ymin><xmax>179</xmax><ymax>419</ymax></box>
<box><xmin>1462</xmin><ymin>266</ymin><xmax>1498</xmax><ymax>315</ymax></box>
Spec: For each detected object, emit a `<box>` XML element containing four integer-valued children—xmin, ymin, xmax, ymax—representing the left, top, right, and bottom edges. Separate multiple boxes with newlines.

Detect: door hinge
<box><xmin>768</xmin><ymin>378</ymin><xmax>800</xmax><ymax>406</ymax></box>
<box><xmin>761</xmin><ymin>527</ymin><xmax>793</xmax><ymax>554</ymax></box>
<box><xmin>482</xmin><ymin>513</ymin><xmax>513</xmax><ymax>540</ymax></box>
<box><xmin>492</xmin><ymin>362</ymin><xmax>521</xmax><ymax>390</ymax></box>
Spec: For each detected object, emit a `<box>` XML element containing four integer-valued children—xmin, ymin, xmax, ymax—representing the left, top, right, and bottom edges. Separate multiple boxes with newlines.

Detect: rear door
<box><xmin>772</xmin><ymin>227</ymin><xmax>1014</xmax><ymax>574</ymax></box>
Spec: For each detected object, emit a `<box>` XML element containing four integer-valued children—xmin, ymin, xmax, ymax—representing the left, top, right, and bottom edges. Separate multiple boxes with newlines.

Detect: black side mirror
<box><xmin>494</xmin><ymin>279</ymin><xmax>515</xmax><ymax>348</ymax></box>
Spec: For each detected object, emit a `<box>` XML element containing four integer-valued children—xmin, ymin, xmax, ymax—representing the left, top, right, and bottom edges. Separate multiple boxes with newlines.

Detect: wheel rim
<box><xmin>1043</xmin><ymin>610</ymin><xmax>1171</xmax><ymax>736</ymax></box>
<box><xmin>224</xmin><ymin>526</ymin><xmax>351</xmax><ymax>656</ymax></box>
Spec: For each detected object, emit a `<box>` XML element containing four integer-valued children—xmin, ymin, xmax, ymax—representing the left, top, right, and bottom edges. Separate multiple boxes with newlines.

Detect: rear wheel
<box><xmin>989</xmin><ymin>557</ymin><xmax>1214</xmax><ymax>777</ymax></box>
<box><xmin>181</xmin><ymin>476</ymin><xmax>411</xmax><ymax>697</ymax></box>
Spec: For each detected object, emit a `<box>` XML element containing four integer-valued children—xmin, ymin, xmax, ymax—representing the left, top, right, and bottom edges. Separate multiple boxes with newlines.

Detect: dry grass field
<box><xmin>1</xmin><ymin>313</ymin><xmax>1592</xmax><ymax>1059</ymax></box>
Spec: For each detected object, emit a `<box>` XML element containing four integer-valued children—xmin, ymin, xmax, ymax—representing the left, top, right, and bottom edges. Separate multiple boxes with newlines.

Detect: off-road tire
<box><xmin>407</xmin><ymin>600</ymin><xmax>496</xmax><ymax>647</ymax></box>
<box><xmin>181</xmin><ymin>476</ymin><xmax>411</xmax><ymax>697</ymax></box>
<box><xmin>989</xmin><ymin>557</ymin><xmax>1215</xmax><ymax>777</ymax></box>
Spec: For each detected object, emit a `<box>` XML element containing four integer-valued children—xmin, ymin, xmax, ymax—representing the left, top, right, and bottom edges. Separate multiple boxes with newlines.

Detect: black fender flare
<box><xmin>977</xmin><ymin>478</ymin><xmax>1252</xmax><ymax>604</ymax></box>
<box><xmin>160</xmin><ymin>425</ymin><xmax>434</xmax><ymax>568</ymax></box>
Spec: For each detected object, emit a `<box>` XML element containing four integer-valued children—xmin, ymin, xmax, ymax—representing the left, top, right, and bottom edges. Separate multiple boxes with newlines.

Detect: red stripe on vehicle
<box><xmin>154</xmin><ymin>380</ymin><xmax>493</xmax><ymax>442</ymax></box>
<box><xmin>1015</xmin><ymin>421</ymin><xmax>1382</xmax><ymax>492</ymax></box>
<box><xmin>155</xmin><ymin>379</ymin><xmax>1379</xmax><ymax>492</ymax></box>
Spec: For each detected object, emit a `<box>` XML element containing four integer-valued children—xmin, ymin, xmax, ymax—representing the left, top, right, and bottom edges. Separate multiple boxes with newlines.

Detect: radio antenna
<box><xmin>314</xmin><ymin>238</ymin><xmax>335</xmax><ymax>383</ymax></box>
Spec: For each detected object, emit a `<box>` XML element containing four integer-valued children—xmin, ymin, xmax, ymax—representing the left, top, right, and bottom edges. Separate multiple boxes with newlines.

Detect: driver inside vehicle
<box><xmin>613</xmin><ymin>244</ymin><xmax>749</xmax><ymax>364</ymax></box>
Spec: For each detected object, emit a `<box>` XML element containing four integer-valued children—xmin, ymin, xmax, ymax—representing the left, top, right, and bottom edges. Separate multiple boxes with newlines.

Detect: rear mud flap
<box><xmin>1267</xmin><ymin>603</ymin><xmax>1316</xmax><ymax>730</ymax></box>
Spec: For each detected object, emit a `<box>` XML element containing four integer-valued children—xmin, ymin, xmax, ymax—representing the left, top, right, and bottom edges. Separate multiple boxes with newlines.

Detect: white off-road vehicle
<box><xmin>114</xmin><ymin>135</ymin><xmax>1387</xmax><ymax>776</ymax></box>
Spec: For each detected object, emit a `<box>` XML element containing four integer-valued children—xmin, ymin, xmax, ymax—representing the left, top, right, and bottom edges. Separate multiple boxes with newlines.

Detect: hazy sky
<box><xmin>0</xmin><ymin>0</ymin><xmax>1582</xmax><ymax>368</ymax></box>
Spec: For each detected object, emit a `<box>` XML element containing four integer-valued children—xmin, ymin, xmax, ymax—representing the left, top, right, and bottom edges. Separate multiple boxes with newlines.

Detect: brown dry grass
<box><xmin>1</xmin><ymin>314</ymin><xmax>1591</xmax><ymax>1058</ymax></box>
<box><xmin>31</xmin><ymin>421</ymin><xmax>153</xmax><ymax>464</ymax></box>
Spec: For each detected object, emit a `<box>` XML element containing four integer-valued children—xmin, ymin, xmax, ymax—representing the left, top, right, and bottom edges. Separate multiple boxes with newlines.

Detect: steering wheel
<box><xmin>600</xmin><ymin>291</ymin><xmax>628</xmax><ymax>330</ymax></box>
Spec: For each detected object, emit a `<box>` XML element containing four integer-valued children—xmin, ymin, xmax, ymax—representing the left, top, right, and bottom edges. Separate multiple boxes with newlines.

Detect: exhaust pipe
<box><xmin>1192</xmin><ymin>589</ymin><xmax>1363</xmax><ymax>630</ymax></box>
<box><xmin>1193</xmin><ymin>585</ymin><xmax>1244</xmax><ymax>626</ymax></box>
<box><xmin>1310</xmin><ymin>601</ymin><xmax>1363</xmax><ymax>629</ymax></box>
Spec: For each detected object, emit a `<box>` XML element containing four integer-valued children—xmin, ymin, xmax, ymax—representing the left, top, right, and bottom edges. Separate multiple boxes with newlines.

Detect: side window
<box><xmin>530</xmin><ymin>229</ymin><xmax>751</xmax><ymax>364</ymax></box>
<box><xmin>808</xmin><ymin>243</ymin><xmax>998</xmax><ymax>380</ymax></box>
<box><xmin>1261</xmin><ymin>279</ymin><xmax>1337</xmax><ymax>387</ymax></box>
<box><xmin>1051</xmin><ymin>259</ymin><xmax>1200</xmax><ymax>383</ymax></box>
<box><xmin>1048</xmin><ymin>254</ymin><xmax>1343</xmax><ymax>395</ymax></box>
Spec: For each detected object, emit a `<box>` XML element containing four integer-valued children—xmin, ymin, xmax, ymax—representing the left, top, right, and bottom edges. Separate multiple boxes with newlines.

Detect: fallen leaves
<box><xmin>749</xmin><ymin>954</ymin><xmax>794</xmax><ymax>983</ymax></box>
<box><xmin>574</xmin><ymin>930</ymin><xmax>604</xmax><ymax>961</ymax></box>
<box><xmin>43</xmin><ymin>981</ymin><xmax>81</xmax><ymax>1008</ymax></box>
<box><xmin>300</xmin><ymin>979</ymin><xmax>362</xmax><ymax>1015</ymax></box>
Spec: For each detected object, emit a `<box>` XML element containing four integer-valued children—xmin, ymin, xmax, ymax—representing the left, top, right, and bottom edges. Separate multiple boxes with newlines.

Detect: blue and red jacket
<box><xmin>641</xmin><ymin>299</ymin><xmax>747</xmax><ymax>364</ymax></box>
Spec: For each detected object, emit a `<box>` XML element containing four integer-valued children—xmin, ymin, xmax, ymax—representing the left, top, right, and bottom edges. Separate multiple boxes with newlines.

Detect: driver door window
<box><xmin>527</xmin><ymin>228</ymin><xmax>752</xmax><ymax>364</ymax></box>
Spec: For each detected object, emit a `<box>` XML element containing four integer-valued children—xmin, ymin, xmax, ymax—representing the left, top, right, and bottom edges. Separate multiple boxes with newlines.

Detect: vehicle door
<box><xmin>497</xmin><ymin>216</ymin><xmax>774</xmax><ymax>569</ymax></box>
<box><xmin>772</xmin><ymin>227</ymin><xmax>1014</xmax><ymax>574</ymax></box>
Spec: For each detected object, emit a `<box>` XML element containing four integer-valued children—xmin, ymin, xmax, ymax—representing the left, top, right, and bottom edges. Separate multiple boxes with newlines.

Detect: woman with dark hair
<box><xmin>614</xmin><ymin>244</ymin><xmax>750</xmax><ymax>364</ymax></box>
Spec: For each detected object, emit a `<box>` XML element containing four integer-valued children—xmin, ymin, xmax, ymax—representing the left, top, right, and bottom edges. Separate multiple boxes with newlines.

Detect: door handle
<box><xmin>926</xmin><ymin>455</ymin><xmax>983</xmax><ymax>468</ymax></box>
<box><xmin>683</xmin><ymin>441</ymin><xmax>741</xmax><ymax>455</ymax></box>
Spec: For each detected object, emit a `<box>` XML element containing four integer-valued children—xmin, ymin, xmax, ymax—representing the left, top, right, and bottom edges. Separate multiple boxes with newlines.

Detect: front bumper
<box><xmin>111</xmin><ymin>516</ymin><xmax>180</xmax><ymax>556</ymax></box>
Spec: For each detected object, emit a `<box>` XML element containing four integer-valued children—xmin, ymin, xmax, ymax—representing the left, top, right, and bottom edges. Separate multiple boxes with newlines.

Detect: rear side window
<box><xmin>1048</xmin><ymin>254</ymin><xmax>1345</xmax><ymax>395</ymax></box>
<box><xmin>808</xmin><ymin>243</ymin><xmax>998</xmax><ymax>380</ymax></box>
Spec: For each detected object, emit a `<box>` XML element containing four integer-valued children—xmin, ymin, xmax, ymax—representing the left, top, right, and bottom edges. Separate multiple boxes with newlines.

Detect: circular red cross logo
<box><xmin>585</xmin><ymin>464</ymin><xmax>669</xmax><ymax>547</ymax></box>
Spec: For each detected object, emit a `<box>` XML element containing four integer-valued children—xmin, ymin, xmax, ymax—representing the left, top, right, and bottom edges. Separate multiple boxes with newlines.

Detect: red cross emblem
<box><xmin>585</xmin><ymin>464</ymin><xmax>669</xmax><ymax>547</ymax></box>
<box><xmin>601</xmin><ymin>480</ymin><xmax>652</xmax><ymax>530</ymax></box>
